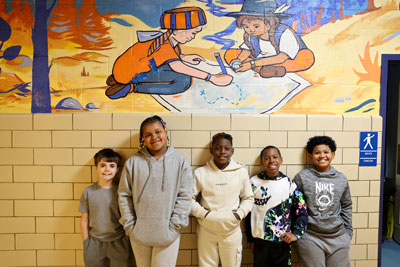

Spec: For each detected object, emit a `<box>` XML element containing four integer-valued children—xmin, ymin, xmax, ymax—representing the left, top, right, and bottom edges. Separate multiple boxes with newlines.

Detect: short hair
<box><xmin>93</xmin><ymin>148</ymin><xmax>122</xmax><ymax>167</ymax></box>
<box><xmin>260</xmin><ymin>145</ymin><xmax>281</xmax><ymax>160</ymax></box>
<box><xmin>306</xmin><ymin>136</ymin><xmax>337</xmax><ymax>154</ymax></box>
<box><xmin>211</xmin><ymin>132</ymin><xmax>233</xmax><ymax>148</ymax></box>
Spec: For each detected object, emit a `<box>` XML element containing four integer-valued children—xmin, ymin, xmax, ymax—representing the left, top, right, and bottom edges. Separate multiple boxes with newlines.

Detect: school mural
<box><xmin>0</xmin><ymin>0</ymin><xmax>398</xmax><ymax>114</ymax></box>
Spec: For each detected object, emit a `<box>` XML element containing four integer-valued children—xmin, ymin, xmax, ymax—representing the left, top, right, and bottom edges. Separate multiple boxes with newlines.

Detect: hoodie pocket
<box><xmin>199</xmin><ymin>210</ymin><xmax>240</xmax><ymax>234</ymax></box>
<box><xmin>132</xmin><ymin>218</ymin><xmax>178</xmax><ymax>247</ymax></box>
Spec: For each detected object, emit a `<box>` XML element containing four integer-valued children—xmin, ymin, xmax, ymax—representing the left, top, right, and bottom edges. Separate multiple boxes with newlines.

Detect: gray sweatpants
<box><xmin>295</xmin><ymin>232</ymin><xmax>351</xmax><ymax>267</ymax></box>
<box><xmin>83</xmin><ymin>235</ymin><xmax>133</xmax><ymax>267</ymax></box>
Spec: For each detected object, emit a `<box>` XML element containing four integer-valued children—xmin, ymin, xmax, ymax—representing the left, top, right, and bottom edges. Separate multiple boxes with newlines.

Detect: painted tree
<box><xmin>71</xmin><ymin>0</ymin><xmax>112</xmax><ymax>50</ymax></box>
<box><xmin>48</xmin><ymin>0</ymin><xmax>79</xmax><ymax>41</ymax></box>
<box><xmin>0</xmin><ymin>2</ymin><xmax>7</xmax><ymax>20</ymax></box>
<box><xmin>31</xmin><ymin>0</ymin><xmax>58</xmax><ymax>113</ymax></box>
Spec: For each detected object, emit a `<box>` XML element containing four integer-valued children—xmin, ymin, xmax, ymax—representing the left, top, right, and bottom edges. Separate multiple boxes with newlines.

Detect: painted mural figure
<box><xmin>224</xmin><ymin>0</ymin><xmax>315</xmax><ymax>78</ymax></box>
<box><xmin>106</xmin><ymin>7</ymin><xmax>233</xmax><ymax>99</ymax></box>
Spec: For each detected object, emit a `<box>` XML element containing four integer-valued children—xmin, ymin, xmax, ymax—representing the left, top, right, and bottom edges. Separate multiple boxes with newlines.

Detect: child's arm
<box><xmin>180</xmin><ymin>54</ymin><xmax>205</xmax><ymax>65</ymax></box>
<box><xmin>80</xmin><ymin>213</ymin><xmax>89</xmax><ymax>241</ymax></box>
<box><xmin>118</xmin><ymin>162</ymin><xmax>136</xmax><ymax>235</ymax></box>
<box><xmin>191</xmin><ymin>171</ymin><xmax>209</xmax><ymax>219</ymax></box>
<box><xmin>235</xmin><ymin>169</ymin><xmax>254</xmax><ymax>220</ymax></box>
<box><xmin>247</xmin><ymin>52</ymin><xmax>289</xmax><ymax>69</ymax></box>
<box><xmin>340</xmin><ymin>181</ymin><xmax>353</xmax><ymax>238</ymax></box>
<box><xmin>285</xmin><ymin>187</ymin><xmax>308</xmax><ymax>243</ymax></box>
<box><xmin>170</xmin><ymin>160</ymin><xmax>193</xmax><ymax>231</ymax></box>
<box><xmin>168</xmin><ymin>60</ymin><xmax>232</xmax><ymax>86</ymax></box>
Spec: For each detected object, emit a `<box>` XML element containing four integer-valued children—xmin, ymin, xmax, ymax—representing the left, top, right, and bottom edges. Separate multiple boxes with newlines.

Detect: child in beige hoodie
<box><xmin>191</xmin><ymin>132</ymin><xmax>254</xmax><ymax>267</ymax></box>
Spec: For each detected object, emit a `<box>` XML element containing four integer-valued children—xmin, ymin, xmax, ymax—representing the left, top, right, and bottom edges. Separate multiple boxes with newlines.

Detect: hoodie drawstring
<box><xmin>162</xmin><ymin>156</ymin><xmax>166</xmax><ymax>192</ymax></box>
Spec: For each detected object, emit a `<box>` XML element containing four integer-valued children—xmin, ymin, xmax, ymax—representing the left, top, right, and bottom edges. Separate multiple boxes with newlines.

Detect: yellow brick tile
<box><xmin>55</xmin><ymin>233</ymin><xmax>83</xmax><ymax>249</ymax></box>
<box><xmin>0</xmin><ymin>217</ymin><xmax>35</xmax><ymax>233</ymax></box>
<box><xmin>371</xmin><ymin>116</ymin><xmax>382</xmax><ymax>132</ymax></box>
<box><xmin>369</xmin><ymin>181</ymin><xmax>380</xmax><ymax>196</ymax></box>
<box><xmin>350</xmin><ymin>244</ymin><xmax>367</xmax><ymax>260</ymax></box>
<box><xmin>368</xmin><ymin>213</ymin><xmax>379</xmax><ymax>228</ymax></box>
<box><xmin>52</xmin><ymin>131</ymin><xmax>91</xmax><ymax>147</ymax></box>
<box><xmin>114</xmin><ymin>148</ymin><xmax>136</xmax><ymax>162</ymax></box>
<box><xmin>367</xmin><ymin>244</ymin><xmax>378</xmax><ymax>259</ymax></box>
<box><xmin>0</xmin><ymin>200</ymin><xmax>13</xmax><ymax>216</ymax></box>
<box><xmin>176</xmin><ymin>249</ymin><xmax>192</xmax><ymax>265</ymax></box>
<box><xmin>331</xmin><ymin>148</ymin><xmax>343</xmax><ymax>165</ymax></box>
<box><xmin>191</xmin><ymin>250</ymin><xmax>198</xmax><ymax>265</ymax></box>
<box><xmin>343</xmin><ymin>116</ymin><xmax>371</xmax><ymax>131</ymax></box>
<box><xmin>73</xmin><ymin>148</ymin><xmax>99</xmax><ymax>165</ymax></box>
<box><xmin>76</xmin><ymin>250</ymin><xmax>84</xmax><ymax>266</ymax></box>
<box><xmin>250</xmin><ymin>131</ymin><xmax>287</xmax><ymax>148</ymax></box>
<box><xmin>129</xmin><ymin>131</ymin><xmax>140</xmax><ymax>148</ymax></box>
<box><xmin>192</xmin><ymin>148</ymin><xmax>211</xmax><ymax>166</ymax></box>
<box><xmin>175</xmin><ymin>149</ymin><xmax>191</xmax><ymax>164</ymax></box>
<box><xmin>53</xmin><ymin>166</ymin><xmax>91</xmax><ymax>183</ymax></box>
<box><xmin>357</xmin><ymin>197</ymin><xmax>379</xmax><ymax>212</ymax></box>
<box><xmin>54</xmin><ymin>200</ymin><xmax>80</xmax><ymax>216</ymax></box>
<box><xmin>0</xmin><ymin>148</ymin><xmax>33</xmax><ymax>164</ymax></box>
<box><xmin>179</xmin><ymin>233</ymin><xmax>197</xmax><ymax>249</ymax></box>
<box><xmin>234</xmin><ymin>148</ymin><xmax>260</xmax><ymax>165</ymax></box>
<box><xmin>34</xmin><ymin>113</ymin><xmax>72</xmax><ymax>130</ymax></box>
<box><xmin>307</xmin><ymin>115</ymin><xmax>343</xmax><ymax>130</ymax></box>
<box><xmin>34</xmin><ymin>148</ymin><xmax>72</xmax><ymax>165</ymax></box>
<box><xmin>74</xmin><ymin>183</ymin><xmax>92</xmax><ymax>200</ymax></box>
<box><xmin>171</xmin><ymin>131</ymin><xmax>210</xmax><ymax>148</ymax></box>
<box><xmin>13</xmin><ymin>131</ymin><xmax>51</xmax><ymax>147</ymax></box>
<box><xmin>324</xmin><ymin>132</ymin><xmax>360</xmax><ymax>148</ymax></box>
<box><xmin>286</xmin><ymin>165</ymin><xmax>305</xmax><ymax>179</ymax></box>
<box><xmin>342</xmin><ymin>148</ymin><xmax>359</xmax><ymax>164</ymax></box>
<box><xmin>35</xmin><ymin>183</ymin><xmax>73</xmax><ymax>199</ymax></box>
<box><xmin>112</xmin><ymin>113</ymin><xmax>150</xmax><ymax>130</ymax></box>
<box><xmin>16</xmin><ymin>234</ymin><xmax>54</xmax><ymax>249</ymax></box>
<box><xmin>356</xmin><ymin>229</ymin><xmax>378</xmax><ymax>244</ymax></box>
<box><xmin>249</xmin><ymin>165</ymin><xmax>265</xmax><ymax>177</ymax></box>
<box><xmin>36</xmin><ymin>217</ymin><xmax>75</xmax><ymax>233</ymax></box>
<box><xmin>354</xmin><ymin>260</ymin><xmax>378</xmax><ymax>267</ymax></box>
<box><xmin>270</xmin><ymin>115</ymin><xmax>306</xmax><ymax>130</ymax></box>
<box><xmin>37</xmin><ymin>250</ymin><xmax>76</xmax><ymax>266</ymax></box>
<box><xmin>211</xmin><ymin>131</ymin><xmax>249</xmax><ymax>148</ymax></box>
<box><xmin>334</xmin><ymin>165</ymin><xmax>359</xmax><ymax>181</ymax></box>
<box><xmin>349</xmin><ymin>181</ymin><xmax>369</xmax><ymax>197</ymax></box>
<box><xmin>0</xmin><ymin>250</ymin><xmax>36</xmax><ymax>266</ymax></box>
<box><xmin>280</xmin><ymin>148</ymin><xmax>306</xmax><ymax>165</ymax></box>
<box><xmin>15</xmin><ymin>200</ymin><xmax>53</xmax><ymax>216</ymax></box>
<box><xmin>0</xmin><ymin>166</ymin><xmax>12</xmax><ymax>182</ymax></box>
<box><xmin>288</xmin><ymin>131</ymin><xmax>324</xmax><ymax>147</ymax></box>
<box><xmin>161</xmin><ymin>114</ymin><xmax>192</xmax><ymax>130</ymax></box>
<box><xmin>352</xmin><ymin>197</ymin><xmax>358</xmax><ymax>212</ymax></box>
<box><xmin>0</xmin><ymin>234</ymin><xmax>14</xmax><ymax>250</ymax></box>
<box><xmin>192</xmin><ymin>114</ymin><xmax>230</xmax><ymax>130</ymax></box>
<box><xmin>0</xmin><ymin>131</ymin><xmax>11</xmax><ymax>147</ymax></box>
<box><xmin>0</xmin><ymin>114</ymin><xmax>32</xmax><ymax>130</ymax></box>
<box><xmin>0</xmin><ymin>183</ymin><xmax>33</xmax><ymax>199</ymax></box>
<box><xmin>92</xmin><ymin>131</ymin><xmax>131</xmax><ymax>148</ymax></box>
<box><xmin>74</xmin><ymin>113</ymin><xmax>112</xmax><ymax>130</ymax></box>
<box><xmin>352</xmin><ymin>213</ymin><xmax>368</xmax><ymax>228</ymax></box>
<box><xmin>13</xmin><ymin>166</ymin><xmax>52</xmax><ymax>182</ymax></box>
<box><xmin>75</xmin><ymin>217</ymin><xmax>81</xmax><ymax>234</ymax></box>
<box><xmin>358</xmin><ymin>166</ymin><xmax>380</xmax><ymax>180</ymax></box>
<box><xmin>231</xmin><ymin>114</ymin><xmax>269</xmax><ymax>130</ymax></box>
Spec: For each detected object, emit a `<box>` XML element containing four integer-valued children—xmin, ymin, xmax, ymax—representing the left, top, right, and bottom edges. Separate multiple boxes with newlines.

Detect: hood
<box><xmin>308</xmin><ymin>165</ymin><xmax>338</xmax><ymax>178</ymax></box>
<box><xmin>206</xmin><ymin>157</ymin><xmax>244</xmax><ymax>172</ymax></box>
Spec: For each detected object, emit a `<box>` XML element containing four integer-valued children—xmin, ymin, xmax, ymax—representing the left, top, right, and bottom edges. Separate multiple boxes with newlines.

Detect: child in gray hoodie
<box><xmin>294</xmin><ymin>136</ymin><xmax>353</xmax><ymax>267</ymax></box>
<box><xmin>118</xmin><ymin>115</ymin><xmax>193</xmax><ymax>267</ymax></box>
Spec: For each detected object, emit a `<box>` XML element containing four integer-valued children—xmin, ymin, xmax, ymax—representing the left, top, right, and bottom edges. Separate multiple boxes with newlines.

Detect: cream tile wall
<box><xmin>0</xmin><ymin>114</ymin><xmax>382</xmax><ymax>267</ymax></box>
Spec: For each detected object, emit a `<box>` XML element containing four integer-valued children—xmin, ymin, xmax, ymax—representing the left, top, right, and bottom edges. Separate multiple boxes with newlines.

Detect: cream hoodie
<box><xmin>191</xmin><ymin>158</ymin><xmax>254</xmax><ymax>235</ymax></box>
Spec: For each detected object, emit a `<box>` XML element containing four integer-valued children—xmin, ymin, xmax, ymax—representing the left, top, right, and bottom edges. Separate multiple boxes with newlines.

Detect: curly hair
<box><xmin>211</xmin><ymin>132</ymin><xmax>233</xmax><ymax>148</ymax></box>
<box><xmin>306</xmin><ymin>136</ymin><xmax>337</xmax><ymax>154</ymax></box>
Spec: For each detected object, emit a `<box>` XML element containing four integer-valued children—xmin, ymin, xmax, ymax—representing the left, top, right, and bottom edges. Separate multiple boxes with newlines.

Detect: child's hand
<box><xmin>280</xmin><ymin>231</ymin><xmax>298</xmax><ymax>244</ymax></box>
<box><xmin>182</xmin><ymin>54</ymin><xmax>205</xmax><ymax>65</ymax></box>
<box><xmin>125</xmin><ymin>230</ymin><xmax>129</xmax><ymax>236</ymax></box>
<box><xmin>236</xmin><ymin>62</ymin><xmax>252</xmax><ymax>72</ymax></box>
<box><xmin>210</xmin><ymin>74</ymin><xmax>233</xmax><ymax>86</ymax></box>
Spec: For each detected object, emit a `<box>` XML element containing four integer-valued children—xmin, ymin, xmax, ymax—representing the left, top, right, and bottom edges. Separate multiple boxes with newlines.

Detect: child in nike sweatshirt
<box><xmin>191</xmin><ymin>132</ymin><xmax>254</xmax><ymax>267</ymax></box>
<box><xmin>294</xmin><ymin>136</ymin><xmax>353</xmax><ymax>267</ymax></box>
<box><xmin>118</xmin><ymin>115</ymin><xmax>193</xmax><ymax>267</ymax></box>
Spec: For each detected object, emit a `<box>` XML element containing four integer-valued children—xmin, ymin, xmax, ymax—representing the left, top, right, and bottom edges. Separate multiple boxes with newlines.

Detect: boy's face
<box><xmin>172</xmin><ymin>27</ymin><xmax>202</xmax><ymax>44</ymax></box>
<box><xmin>211</xmin><ymin>138</ymin><xmax>234</xmax><ymax>170</ymax></box>
<box><xmin>261</xmin><ymin>148</ymin><xmax>282</xmax><ymax>177</ymax></box>
<box><xmin>242</xmin><ymin>18</ymin><xmax>270</xmax><ymax>36</ymax></box>
<box><xmin>142</xmin><ymin>121</ymin><xmax>168</xmax><ymax>155</ymax></box>
<box><xmin>309</xmin><ymin>144</ymin><xmax>335</xmax><ymax>172</ymax></box>
<box><xmin>96</xmin><ymin>158</ymin><xmax>119</xmax><ymax>183</ymax></box>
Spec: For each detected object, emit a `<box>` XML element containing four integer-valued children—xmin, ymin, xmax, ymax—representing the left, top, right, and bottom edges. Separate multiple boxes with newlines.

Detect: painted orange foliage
<box><xmin>353</xmin><ymin>41</ymin><xmax>380</xmax><ymax>85</ymax></box>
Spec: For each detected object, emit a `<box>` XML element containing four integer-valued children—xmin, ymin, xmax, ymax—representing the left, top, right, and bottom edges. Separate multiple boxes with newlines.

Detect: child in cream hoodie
<box><xmin>191</xmin><ymin>132</ymin><xmax>254</xmax><ymax>267</ymax></box>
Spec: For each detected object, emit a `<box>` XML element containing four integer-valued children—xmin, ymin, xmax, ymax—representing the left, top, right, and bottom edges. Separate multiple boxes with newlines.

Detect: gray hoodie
<box><xmin>118</xmin><ymin>146</ymin><xmax>193</xmax><ymax>247</ymax></box>
<box><xmin>294</xmin><ymin>166</ymin><xmax>353</xmax><ymax>238</ymax></box>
